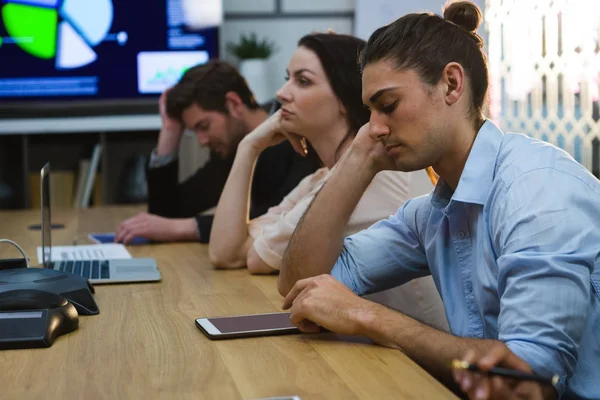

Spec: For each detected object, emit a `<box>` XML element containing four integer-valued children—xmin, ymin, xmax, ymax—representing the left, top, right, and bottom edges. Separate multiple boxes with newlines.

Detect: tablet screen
<box><xmin>208</xmin><ymin>312</ymin><xmax>295</xmax><ymax>333</ymax></box>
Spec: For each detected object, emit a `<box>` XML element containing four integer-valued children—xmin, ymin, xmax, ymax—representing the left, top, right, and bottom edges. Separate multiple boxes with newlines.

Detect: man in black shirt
<box><xmin>115</xmin><ymin>61</ymin><xmax>320</xmax><ymax>244</ymax></box>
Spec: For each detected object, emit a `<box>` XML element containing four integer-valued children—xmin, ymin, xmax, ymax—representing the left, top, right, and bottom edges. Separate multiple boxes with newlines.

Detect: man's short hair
<box><xmin>165</xmin><ymin>60</ymin><xmax>260</xmax><ymax>121</ymax></box>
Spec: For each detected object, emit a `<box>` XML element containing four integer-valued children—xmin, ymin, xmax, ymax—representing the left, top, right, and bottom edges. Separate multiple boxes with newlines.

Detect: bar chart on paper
<box><xmin>0</xmin><ymin>0</ymin><xmax>122</xmax><ymax>69</ymax></box>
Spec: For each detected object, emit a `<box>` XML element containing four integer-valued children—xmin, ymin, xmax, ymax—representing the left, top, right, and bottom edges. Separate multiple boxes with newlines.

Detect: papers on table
<box><xmin>36</xmin><ymin>243</ymin><xmax>132</xmax><ymax>264</ymax></box>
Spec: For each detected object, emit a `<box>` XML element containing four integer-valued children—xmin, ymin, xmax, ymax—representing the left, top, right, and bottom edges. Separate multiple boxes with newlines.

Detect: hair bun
<box><xmin>443</xmin><ymin>1</ymin><xmax>482</xmax><ymax>33</ymax></box>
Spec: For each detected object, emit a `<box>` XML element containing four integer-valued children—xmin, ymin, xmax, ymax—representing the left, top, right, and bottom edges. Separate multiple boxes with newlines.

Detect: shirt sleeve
<box><xmin>147</xmin><ymin>150</ymin><xmax>233</xmax><ymax>218</ymax></box>
<box><xmin>491</xmin><ymin>168</ymin><xmax>599</xmax><ymax>396</ymax></box>
<box><xmin>194</xmin><ymin>214</ymin><xmax>213</xmax><ymax>244</ymax></box>
<box><xmin>146</xmin><ymin>154</ymin><xmax>180</xmax><ymax>217</ymax></box>
<box><xmin>148</xmin><ymin>149</ymin><xmax>177</xmax><ymax>168</ymax></box>
<box><xmin>331</xmin><ymin>198</ymin><xmax>431</xmax><ymax>295</ymax></box>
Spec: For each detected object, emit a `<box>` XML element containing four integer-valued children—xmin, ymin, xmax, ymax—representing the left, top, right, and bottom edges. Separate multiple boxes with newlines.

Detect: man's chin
<box><xmin>393</xmin><ymin>159</ymin><xmax>427</xmax><ymax>173</ymax></box>
<box><xmin>213</xmin><ymin>148</ymin><xmax>231</xmax><ymax>159</ymax></box>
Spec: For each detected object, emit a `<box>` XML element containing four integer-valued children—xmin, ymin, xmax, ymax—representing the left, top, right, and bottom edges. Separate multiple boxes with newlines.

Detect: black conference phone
<box><xmin>0</xmin><ymin>289</ymin><xmax>79</xmax><ymax>350</ymax></box>
<box><xmin>0</xmin><ymin>268</ymin><xmax>100</xmax><ymax>350</ymax></box>
<box><xmin>0</xmin><ymin>268</ymin><xmax>99</xmax><ymax>315</ymax></box>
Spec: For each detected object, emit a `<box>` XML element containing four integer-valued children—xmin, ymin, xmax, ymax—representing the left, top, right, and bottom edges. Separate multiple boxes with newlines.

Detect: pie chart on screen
<box><xmin>1</xmin><ymin>0</ymin><xmax>113</xmax><ymax>69</ymax></box>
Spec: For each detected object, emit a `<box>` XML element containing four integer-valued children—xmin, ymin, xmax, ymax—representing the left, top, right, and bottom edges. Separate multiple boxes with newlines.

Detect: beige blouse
<box><xmin>248</xmin><ymin>167</ymin><xmax>410</xmax><ymax>270</ymax></box>
<box><xmin>248</xmin><ymin>166</ymin><xmax>450</xmax><ymax>332</ymax></box>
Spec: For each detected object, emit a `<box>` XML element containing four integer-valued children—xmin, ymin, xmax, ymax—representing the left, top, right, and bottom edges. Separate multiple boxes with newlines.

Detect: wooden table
<box><xmin>0</xmin><ymin>207</ymin><xmax>457</xmax><ymax>400</ymax></box>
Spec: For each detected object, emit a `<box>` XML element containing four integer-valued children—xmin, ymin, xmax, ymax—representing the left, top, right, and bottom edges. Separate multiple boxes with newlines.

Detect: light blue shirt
<box><xmin>331</xmin><ymin>120</ymin><xmax>600</xmax><ymax>399</ymax></box>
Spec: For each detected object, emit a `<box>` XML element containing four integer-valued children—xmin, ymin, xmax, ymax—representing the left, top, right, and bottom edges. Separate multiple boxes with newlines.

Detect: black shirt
<box><xmin>146</xmin><ymin>139</ymin><xmax>321</xmax><ymax>243</ymax></box>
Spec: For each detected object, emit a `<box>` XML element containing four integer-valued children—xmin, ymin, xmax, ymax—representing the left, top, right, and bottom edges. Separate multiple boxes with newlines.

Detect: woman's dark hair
<box><xmin>166</xmin><ymin>60</ymin><xmax>260</xmax><ymax>121</ymax></box>
<box><xmin>360</xmin><ymin>1</ymin><xmax>488</xmax><ymax>125</ymax></box>
<box><xmin>297</xmin><ymin>33</ymin><xmax>370</xmax><ymax>159</ymax></box>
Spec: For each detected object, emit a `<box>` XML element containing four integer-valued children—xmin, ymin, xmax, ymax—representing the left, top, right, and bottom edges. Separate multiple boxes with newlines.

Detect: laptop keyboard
<box><xmin>50</xmin><ymin>260</ymin><xmax>110</xmax><ymax>279</ymax></box>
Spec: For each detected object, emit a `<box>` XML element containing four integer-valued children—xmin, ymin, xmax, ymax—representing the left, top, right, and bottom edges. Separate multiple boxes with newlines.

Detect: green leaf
<box><xmin>226</xmin><ymin>33</ymin><xmax>278</xmax><ymax>59</ymax></box>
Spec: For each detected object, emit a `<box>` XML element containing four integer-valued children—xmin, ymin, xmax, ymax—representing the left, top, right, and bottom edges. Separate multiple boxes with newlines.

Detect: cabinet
<box><xmin>0</xmin><ymin>115</ymin><xmax>160</xmax><ymax>209</ymax></box>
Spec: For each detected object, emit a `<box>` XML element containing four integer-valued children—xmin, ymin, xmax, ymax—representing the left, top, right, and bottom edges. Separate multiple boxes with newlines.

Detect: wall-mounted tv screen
<box><xmin>0</xmin><ymin>0</ymin><xmax>219</xmax><ymax>115</ymax></box>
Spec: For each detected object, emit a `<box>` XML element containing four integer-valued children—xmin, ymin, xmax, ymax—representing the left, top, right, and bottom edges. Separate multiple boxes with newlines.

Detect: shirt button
<box><xmin>458</xmin><ymin>231</ymin><xmax>465</xmax><ymax>239</ymax></box>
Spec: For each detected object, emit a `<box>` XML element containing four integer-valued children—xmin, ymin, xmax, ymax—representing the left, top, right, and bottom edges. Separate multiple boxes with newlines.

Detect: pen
<box><xmin>451</xmin><ymin>359</ymin><xmax>560</xmax><ymax>387</ymax></box>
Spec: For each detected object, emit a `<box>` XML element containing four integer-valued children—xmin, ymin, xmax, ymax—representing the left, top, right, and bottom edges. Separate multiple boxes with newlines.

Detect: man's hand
<box><xmin>241</xmin><ymin>110</ymin><xmax>306</xmax><ymax>156</ymax></box>
<box><xmin>156</xmin><ymin>90</ymin><xmax>184</xmax><ymax>156</ymax></box>
<box><xmin>347</xmin><ymin>123</ymin><xmax>397</xmax><ymax>173</ymax></box>
<box><xmin>159</xmin><ymin>89</ymin><xmax>183</xmax><ymax>135</ymax></box>
<box><xmin>115</xmin><ymin>213</ymin><xmax>199</xmax><ymax>244</ymax></box>
<box><xmin>282</xmin><ymin>274</ymin><xmax>372</xmax><ymax>334</ymax></box>
<box><xmin>453</xmin><ymin>342</ymin><xmax>553</xmax><ymax>400</ymax></box>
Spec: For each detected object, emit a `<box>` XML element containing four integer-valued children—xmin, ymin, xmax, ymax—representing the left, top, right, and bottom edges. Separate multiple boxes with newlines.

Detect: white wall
<box><xmin>223</xmin><ymin>0</ymin><xmax>275</xmax><ymax>13</ymax></box>
<box><xmin>354</xmin><ymin>0</ymin><xmax>486</xmax><ymax>40</ymax></box>
<box><xmin>220</xmin><ymin>0</ymin><xmax>488</xmax><ymax>102</ymax></box>
<box><xmin>221</xmin><ymin>0</ymin><xmax>355</xmax><ymax>102</ymax></box>
<box><xmin>281</xmin><ymin>0</ymin><xmax>354</xmax><ymax>12</ymax></box>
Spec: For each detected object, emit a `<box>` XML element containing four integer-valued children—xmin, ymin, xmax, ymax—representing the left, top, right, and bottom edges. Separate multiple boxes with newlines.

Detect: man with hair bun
<box><xmin>279</xmin><ymin>2</ymin><xmax>599</xmax><ymax>399</ymax></box>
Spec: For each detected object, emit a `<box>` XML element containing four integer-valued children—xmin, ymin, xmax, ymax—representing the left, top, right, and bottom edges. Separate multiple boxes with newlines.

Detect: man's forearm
<box><xmin>279</xmin><ymin>150</ymin><xmax>378</xmax><ymax>295</ymax></box>
<box><xmin>356</xmin><ymin>302</ymin><xmax>498</xmax><ymax>387</ymax></box>
<box><xmin>156</xmin><ymin>127</ymin><xmax>181</xmax><ymax>156</ymax></box>
<box><xmin>358</xmin><ymin>303</ymin><xmax>556</xmax><ymax>399</ymax></box>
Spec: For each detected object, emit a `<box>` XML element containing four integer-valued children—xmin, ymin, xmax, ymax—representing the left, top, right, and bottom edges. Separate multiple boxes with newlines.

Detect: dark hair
<box><xmin>360</xmin><ymin>1</ymin><xmax>488</xmax><ymax>124</ymax></box>
<box><xmin>166</xmin><ymin>60</ymin><xmax>260</xmax><ymax>121</ymax></box>
<box><xmin>297</xmin><ymin>33</ymin><xmax>370</xmax><ymax>157</ymax></box>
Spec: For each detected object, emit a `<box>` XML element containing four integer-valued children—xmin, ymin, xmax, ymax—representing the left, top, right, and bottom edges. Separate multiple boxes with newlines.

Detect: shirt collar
<box><xmin>431</xmin><ymin>120</ymin><xmax>504</xmax><ymax>209</ymax></box>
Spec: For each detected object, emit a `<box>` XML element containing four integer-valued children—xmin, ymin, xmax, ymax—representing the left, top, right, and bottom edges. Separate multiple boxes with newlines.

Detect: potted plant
<box><xmin>227</xmin><ymin>33</ymin><xmax>277</xmax><ymax>103</ymax></box>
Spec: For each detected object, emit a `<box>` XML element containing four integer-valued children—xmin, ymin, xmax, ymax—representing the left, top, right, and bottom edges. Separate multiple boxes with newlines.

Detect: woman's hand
<box><xmin>241</xmin><ymin>110</ymin><xmax>307</xmax><ymax>156</ymax></box>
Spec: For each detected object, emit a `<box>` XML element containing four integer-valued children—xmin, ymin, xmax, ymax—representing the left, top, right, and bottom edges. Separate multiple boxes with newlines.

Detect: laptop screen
<box><xmin>41</xmin><ymin>163</ymin><xmax>51</xmax><ymax>268</ymax></box>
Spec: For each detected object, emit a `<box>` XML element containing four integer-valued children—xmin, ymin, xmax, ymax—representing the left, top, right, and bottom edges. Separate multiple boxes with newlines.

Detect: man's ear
<box><xmin>442</xmin><ymin>62</ymin><xmax>465</xmax><ymax>106</ymax></box>
<box><xmin>224</xmin><ymin>91</ymin><xmax>244</xmax><ymax>118</ymax></box>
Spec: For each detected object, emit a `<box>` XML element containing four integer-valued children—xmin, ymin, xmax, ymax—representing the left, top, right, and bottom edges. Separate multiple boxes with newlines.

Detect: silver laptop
<box><xmin>40</xmin><ymin>162</ymin><xmax>161</xmax><ymax>284</ymax></box>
